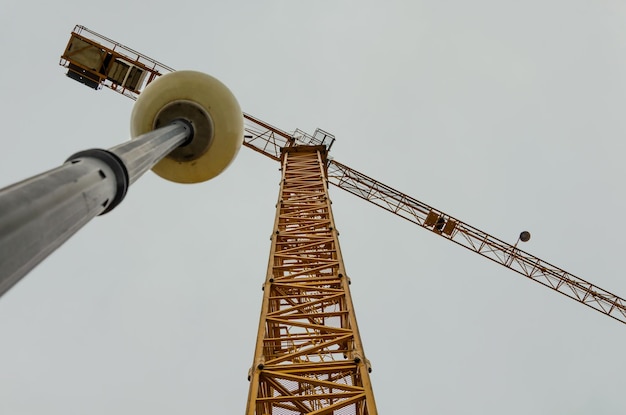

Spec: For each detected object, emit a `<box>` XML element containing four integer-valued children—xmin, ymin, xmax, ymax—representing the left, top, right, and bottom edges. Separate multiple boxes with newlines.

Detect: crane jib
<box><xmin>56</xmin><ymin>25</ymin><xmax>626</xmax><ymax>327</ymax></box>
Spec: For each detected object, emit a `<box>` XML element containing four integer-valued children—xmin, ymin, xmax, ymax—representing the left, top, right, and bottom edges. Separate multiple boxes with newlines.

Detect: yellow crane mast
<box><xmin>246</xmin><ymin>146</ymin><xmax>376</xmax><ymax>414</ymax></box>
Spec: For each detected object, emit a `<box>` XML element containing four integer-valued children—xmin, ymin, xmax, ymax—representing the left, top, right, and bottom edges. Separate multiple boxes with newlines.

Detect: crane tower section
<box><xmin>246</xmin><ymin>145</ymin><xmax>377</xmax><ymax>415</ymax></box>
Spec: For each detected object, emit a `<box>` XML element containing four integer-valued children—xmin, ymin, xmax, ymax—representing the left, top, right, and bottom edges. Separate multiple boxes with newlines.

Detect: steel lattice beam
<box><xmin>246</xmin><ymin>147</ymin><xmax>377</xmax><ymax>415</ymax></box>
<box><xmin>326</xmin><ymin>160</ymin><xmax>626</xmax><ymax>324</ymax></box>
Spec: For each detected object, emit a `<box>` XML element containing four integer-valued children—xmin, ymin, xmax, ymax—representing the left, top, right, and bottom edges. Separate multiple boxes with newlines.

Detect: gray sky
<box><xmin>1</xmin><ymin>1</ymin><xmax>626</xmax><ymax>414</ymax></box>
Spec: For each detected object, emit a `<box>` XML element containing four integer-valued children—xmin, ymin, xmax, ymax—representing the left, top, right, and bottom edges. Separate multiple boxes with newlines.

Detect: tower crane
<box><xmin>0</xmin><ymin>24</ymin><xmax>624</xmax><ymax>414</ymax></box>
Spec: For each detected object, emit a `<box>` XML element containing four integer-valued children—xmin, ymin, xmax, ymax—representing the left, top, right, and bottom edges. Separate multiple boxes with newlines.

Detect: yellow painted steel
<box><xmin>130</xmin><ymin>70</ymin><xmax>243</xmax><ymax>183</ymax></box>
<box><xmin>246</xmin><ymin>146</ymin><xmax>377</xmax><ymax>415</ymax></box>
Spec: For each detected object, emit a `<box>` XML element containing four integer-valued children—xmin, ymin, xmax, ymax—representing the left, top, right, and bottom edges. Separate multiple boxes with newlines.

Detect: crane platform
<box><xmin>60</xmin><ymin>25</ymin><xmax>172</xmax><ymax>99</ymax></box>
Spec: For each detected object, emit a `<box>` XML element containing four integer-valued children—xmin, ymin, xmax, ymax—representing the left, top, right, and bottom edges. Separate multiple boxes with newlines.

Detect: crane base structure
<box><xmin>246</xmin><ymin>145</ymin><xmax>377</xmax><ymax>415</ymax></box>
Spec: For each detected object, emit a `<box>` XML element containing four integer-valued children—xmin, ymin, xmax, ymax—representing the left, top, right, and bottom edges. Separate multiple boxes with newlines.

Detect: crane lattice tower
<box><xmin>246</xmin><ymin>146</ymin><xmax>376</xmax><ymax>414</ymax></box>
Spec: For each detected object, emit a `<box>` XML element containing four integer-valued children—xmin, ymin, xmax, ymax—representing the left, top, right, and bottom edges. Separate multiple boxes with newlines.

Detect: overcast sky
<box><xmin>1</xmin><ymin>1</ymin><xmax>626</xmax><ymax>414</ymax></box>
